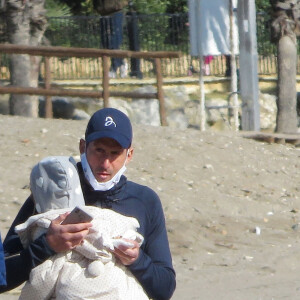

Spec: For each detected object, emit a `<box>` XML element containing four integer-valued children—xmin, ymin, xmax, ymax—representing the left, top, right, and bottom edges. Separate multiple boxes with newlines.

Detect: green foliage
<box><xmin>130</xmin><ymin>0</ymin><xmax>189</xmax><ymax>14</ymax></box>
<box><xmin>256</xmin><ymin>12</ymin><xmax>276</xmax><ymax>55</ymax></box>
<box><xmin>51</xmin><ymin>0</ymin><xmax>93</xmax><ymax>15</ymax></box>
<box><xmin>45</xmin><ymin>0</ymin><xmax>279</xmax><ymax>57</ymax></box>
<box><xmin>131</xmin><ymin>0</ymin><xmax>167</xmax><ymax>14</ymax></box>
<box><xmin>50</xmin><ymin>0</ymin><xmax>272</xmax><ymax>16</ymax></box>
<box><xmin>133</xmin><ymin>0</ymin><xmax>271</xmax><ymax>14</ymax></box>
<box><xmin>165</xmin><ymin>0</ymin><xmax>188</xmax><ymax>13</ymax></box>
<box><xmin>46</xmin><ymin>16</ymin><xmax>101</xmax><ymax>48</ymax></box>
<box><xmin>80</xmin><ymin>0</ymin><xmax>95</xmax><ymax>15</ymax></box>
<box><xmin>128</xmin><ymin>0</ymin><xmax>188</xmax><ymax>52</ymax></box>
<box><xmin>255</xmin><ymin>0</ymin><xmax>271</xmax><ymax>12</ymax></box>
<box><xmin>45</xmin><ymin>0</ymin><xmax>71</xmax><ymax>17</ymax></box>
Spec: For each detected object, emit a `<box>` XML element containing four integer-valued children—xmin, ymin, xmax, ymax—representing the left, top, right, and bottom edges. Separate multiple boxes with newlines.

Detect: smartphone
<box><xmin>61</xmin><ymin>206</ymin><xmax>93</xmax><ymax>225</ymax></box>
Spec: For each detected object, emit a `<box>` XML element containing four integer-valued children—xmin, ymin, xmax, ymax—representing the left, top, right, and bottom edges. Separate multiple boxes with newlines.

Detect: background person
<box><xmin>203</xmin><ymin>55</ymin><xmax>214</xmax><ymax>75</ymax></box>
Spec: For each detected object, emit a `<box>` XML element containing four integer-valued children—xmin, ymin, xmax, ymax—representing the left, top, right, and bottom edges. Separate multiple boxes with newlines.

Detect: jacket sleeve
<box><xmin>128</xmin><ymin>193</ymin><xmax>176</xmax><ymax>300</ymax></box>
<box><xmin>0</xmin><ymin>234</ymin><xmax>6</xmax><ymax>287</ymax></box>
<box><xmin>0</xmin><ymin>196</ymin><xmax>55</xmax><ymax>293</ymax></box>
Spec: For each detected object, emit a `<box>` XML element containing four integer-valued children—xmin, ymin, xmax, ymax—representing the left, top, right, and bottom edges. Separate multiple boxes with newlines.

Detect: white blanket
<box><xmin>16</xmin><ymin>206</ymin><xmax>149</xmax><ymax>300</ymax></box>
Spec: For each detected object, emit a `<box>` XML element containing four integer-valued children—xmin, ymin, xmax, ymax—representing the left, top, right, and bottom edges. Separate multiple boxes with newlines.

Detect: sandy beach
<box><xmin>1</xmin><ymin>114</ymin><xmax>300</xmax><ymax>299</ymax></box>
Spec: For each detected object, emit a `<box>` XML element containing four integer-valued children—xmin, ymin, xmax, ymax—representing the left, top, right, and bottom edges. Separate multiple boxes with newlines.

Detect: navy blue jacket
<box><xmin>0</xmin><ymin>234</ymin><xmax>6</xmax><ymax>287</ymax></box>
<box><xmin>1</xmin><ymin>165</ymin><xmax>176</xmax><ymax>299</ymax></box>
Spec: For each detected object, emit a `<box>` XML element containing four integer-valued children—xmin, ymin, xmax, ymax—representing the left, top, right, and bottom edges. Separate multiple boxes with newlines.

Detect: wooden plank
<box><xmin>102</xmin><ymin>56</ymin><xmax>110</xmax><ymax>108</ymax></box>
<box><xmin>0</xmin><ymin>44</ymin><xmax>181</xmax><ymax>59</ymax></box>
<box><xmin>155</xmin><ymin>58</ymin><xmax>167</xmax><ymax>126</ymax></box>
<box><xmin>0</xmin><ymin>85</ymin><xmax>157</xmax><ymax>99</ymax></box>
<box><xmin>44</xmin><ymin>57</ymin><xmax>53</xmax><ymax>118</ymax></box>
<box><xmin>242</xmin><ymin>131</ymin><xmax>300</xmax><ymax>145</ymax></box>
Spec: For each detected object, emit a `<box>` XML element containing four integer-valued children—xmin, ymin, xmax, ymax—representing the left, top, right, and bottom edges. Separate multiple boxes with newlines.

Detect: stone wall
<box><xmin>0</xmin><ymin>83</ymin><xmax>278</xmax><ymax>131</ymax></box>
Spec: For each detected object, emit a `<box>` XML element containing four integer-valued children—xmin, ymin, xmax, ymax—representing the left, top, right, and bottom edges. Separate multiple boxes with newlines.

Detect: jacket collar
<box><xmin>77</xmin><ymin>162</ymin><xmax>127</xmax><ymax>208</ymax></box>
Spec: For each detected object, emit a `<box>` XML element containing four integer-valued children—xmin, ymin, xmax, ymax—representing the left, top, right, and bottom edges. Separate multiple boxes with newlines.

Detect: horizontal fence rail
<box><xmin>0</xmin><ymin>44</ymin><xmax>180</xmax><ymax>59</ymax></box>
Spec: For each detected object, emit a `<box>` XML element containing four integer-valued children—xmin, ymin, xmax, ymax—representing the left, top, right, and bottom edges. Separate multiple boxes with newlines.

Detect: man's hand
<box><xmin>113</xmin><ymin>239</ymin><xmax>140</xmax><ymax>266</ymax></box>
<box><xmin>46</xmin><ymin>212</ymin><xmax>92</xmax><ymax>253</ymax></box>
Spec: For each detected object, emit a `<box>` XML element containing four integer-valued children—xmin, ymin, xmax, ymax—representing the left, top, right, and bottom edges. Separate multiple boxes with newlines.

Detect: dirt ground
<box><xmin>1</xmin><ymin>114</ymin><xmax>300</xmax><ymax>299</ymax></box>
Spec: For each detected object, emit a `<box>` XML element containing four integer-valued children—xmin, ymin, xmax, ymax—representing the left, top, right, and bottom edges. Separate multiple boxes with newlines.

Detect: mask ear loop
<box><xmin>123</xmin><ymin>149</ymin><xmax>130</xmax><ymax>167</ymax></box>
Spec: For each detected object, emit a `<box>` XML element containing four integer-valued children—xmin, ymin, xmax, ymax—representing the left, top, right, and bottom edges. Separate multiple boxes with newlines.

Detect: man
<box><xmin>1</xmin><ymin>108</ymin><xmax>176</xmax><ymax>300</ymax></box>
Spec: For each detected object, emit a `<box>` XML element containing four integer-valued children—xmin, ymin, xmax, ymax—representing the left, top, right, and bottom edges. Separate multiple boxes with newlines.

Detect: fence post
<box><xmin>155</xmin><ymin>58</ymin><xmax>167</xmax><ymax>126</ymax></box>
<box><xmin>44</xmin><ymin>57</ymin><xmax>53</xmax><ymax>118</ymax></box>
<box><xmin>102</xmin><ymin>56</ymin><xmax>110</xmax><ymax>108</ymax></box>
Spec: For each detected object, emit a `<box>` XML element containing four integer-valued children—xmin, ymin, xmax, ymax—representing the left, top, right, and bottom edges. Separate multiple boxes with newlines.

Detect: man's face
<box><xmin>83</xmin><ymin>137</ymin><xmax>133</xmax><ymax>183</ymax></box>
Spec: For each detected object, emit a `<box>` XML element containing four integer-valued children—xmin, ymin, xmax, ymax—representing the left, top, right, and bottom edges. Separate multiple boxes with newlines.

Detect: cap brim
<box><xmin>86</xmin><ymin>130</ymin><xmax>131</xmax><ymax>148</ymax></box>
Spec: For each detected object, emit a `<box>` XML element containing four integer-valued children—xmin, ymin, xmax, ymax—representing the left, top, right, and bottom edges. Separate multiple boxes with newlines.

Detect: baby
<box><xmin>16</xmin><ymin>156</ymin><xmax>148</xmax><ymax>300</ymax></box>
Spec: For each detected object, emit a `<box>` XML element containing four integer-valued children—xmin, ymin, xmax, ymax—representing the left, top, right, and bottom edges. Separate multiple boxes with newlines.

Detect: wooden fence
<box><xmin>0</xmin><ymin>44</ymin><xmax>181</xmax><ymax>126</ymax></box>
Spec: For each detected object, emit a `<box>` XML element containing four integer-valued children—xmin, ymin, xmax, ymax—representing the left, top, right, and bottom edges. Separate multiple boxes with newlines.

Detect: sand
<box><xmin>1</xmin><ymin>114</ymin><xmax>300</xmax><ymax>299</ymax></box>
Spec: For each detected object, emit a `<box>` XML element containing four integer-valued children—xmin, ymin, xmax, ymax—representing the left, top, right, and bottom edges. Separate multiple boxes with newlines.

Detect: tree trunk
<box><xmin>6</xmin><ymin>0</ymin><xmax>47</xmax><ymax>117</ymax></box>
<box><xmin>276</xmin><ymin>34</ymin><xmax>298</xmax><ymax>133</ymax></box>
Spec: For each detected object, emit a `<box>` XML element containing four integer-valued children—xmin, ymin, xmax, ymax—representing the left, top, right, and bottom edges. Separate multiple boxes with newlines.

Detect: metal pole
<box><xmin>237</xmin><ymin>0</ymin><xmax>260</xmax><ymax>131</ymax></box>
<box><xmin>229</xmin><ymin>0</ymin><xmax>239</xmax><ymax>131</ymax></box>
<box><xmin>197</xmin><ymin>0</ymin><xmax>206</xmax><ymax>131</ymax></box>
<box><xmin>199</xmin><ymin>56</ymin><xmax>206</xmax><ymax>131</ymax></box>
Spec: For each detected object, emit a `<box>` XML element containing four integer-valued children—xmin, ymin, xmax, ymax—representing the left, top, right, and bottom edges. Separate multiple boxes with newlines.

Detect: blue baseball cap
<box><xmin>85</xmin><ymin>108</ymin><xmax>132</xmax><ymax>148</ymax></box>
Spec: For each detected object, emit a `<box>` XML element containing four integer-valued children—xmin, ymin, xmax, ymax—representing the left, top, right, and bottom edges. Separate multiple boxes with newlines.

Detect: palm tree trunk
<box><xmin>276</xmin><ymin>34</ymin><xmax>298</xmax><ymax>133</ymax></box>
<box><xmin>6</xmin><ymin>0</ymin><xmax>47</xmax><ymax>117</ymax></box>
<box><xmin>270</xmin><ymin>0</ymin><xmax>300</xmax><ymax>133</ymax></box>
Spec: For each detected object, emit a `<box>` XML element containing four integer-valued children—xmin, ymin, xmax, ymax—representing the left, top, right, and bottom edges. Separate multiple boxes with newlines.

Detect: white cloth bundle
<box><xmin>16</xmin><ymin>206</ymin><xmax>148</xmax><ymax>300</ymax></box>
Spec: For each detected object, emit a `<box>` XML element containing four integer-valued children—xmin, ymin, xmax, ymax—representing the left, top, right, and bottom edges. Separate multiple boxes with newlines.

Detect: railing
<box><xmin>44</xmin><ymin>13</ymin><xmax>276</xmax><ymax>77</ymax></box>
<box><xmin>44</xmin><ymin>13</ymin><xmax>229</xmax><ymax>78</ymax></box>
<box><xmin>42</xmin><ymin>13</ymin><xmax>300</xmax><ymax>77</ymax></box>
<box><xmin>0</xmin><ymin>44</ymin><xmax>181</xmax><ymax>125</ymax></box>
<box><xmin>3</xmin><ymin>13</ymin><xmax>300</xmax><ymax>81</ymax></box>
<box><xmin>1</xmin><ymin>12</ymin><xmax>294</xmax><ymax>80</ymax></box>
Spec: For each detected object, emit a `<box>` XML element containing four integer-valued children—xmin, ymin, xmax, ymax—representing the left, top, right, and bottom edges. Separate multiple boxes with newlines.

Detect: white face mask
<box><xmin>80</xmin><ymin>151</ymin><xmax>128</xmax><ymax>191</ymax></box>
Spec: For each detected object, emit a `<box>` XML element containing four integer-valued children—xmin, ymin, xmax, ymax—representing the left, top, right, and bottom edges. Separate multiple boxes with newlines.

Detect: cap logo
<box><xmin>105</xmin><ymin>116</ymin><xmax>116</xmax><ymax>127</ymax></box>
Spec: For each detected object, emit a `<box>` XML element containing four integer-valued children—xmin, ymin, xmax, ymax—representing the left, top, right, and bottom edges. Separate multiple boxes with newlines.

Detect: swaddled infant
<box><xmin>16</xmin><ymin>156</ymin><xmax>149</xmax><ymax>300</ymax></box>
